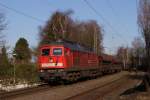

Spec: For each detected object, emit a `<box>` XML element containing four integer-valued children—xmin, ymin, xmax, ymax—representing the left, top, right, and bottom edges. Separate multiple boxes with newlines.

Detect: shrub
<box><xmin>15</xmin><ymin>63</ymin><xmax>39</xmax><ymax>84</ymax></box>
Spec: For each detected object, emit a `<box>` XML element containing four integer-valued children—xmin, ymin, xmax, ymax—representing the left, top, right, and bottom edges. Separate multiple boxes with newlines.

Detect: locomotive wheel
<box><xmin>62</xmin><ymin>72</ymin><xmax>76</xmax><ymax>84</ymax></box>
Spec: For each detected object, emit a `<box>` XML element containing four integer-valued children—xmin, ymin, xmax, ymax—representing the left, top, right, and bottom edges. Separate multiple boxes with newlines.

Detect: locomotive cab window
<box><xmin>53</xmin><ymin>48</ymin><xmax>62</xmax><ymax>55</ymax></box>
<box><xmin>41</xmin><ymin>49</ymin><xmax>50</xmax><ymax>56</ymax></box>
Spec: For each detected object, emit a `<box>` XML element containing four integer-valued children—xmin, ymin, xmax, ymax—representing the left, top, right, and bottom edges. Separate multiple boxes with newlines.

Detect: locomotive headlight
<box><xmin>40</xmin><ymin>70</ymin><xmax>44</xmax><ymax>72</ymax></box>
<box><xmin>58</xmin><ymin>69</ymin><xmax>64</xmax><ymax>72</ymax></box>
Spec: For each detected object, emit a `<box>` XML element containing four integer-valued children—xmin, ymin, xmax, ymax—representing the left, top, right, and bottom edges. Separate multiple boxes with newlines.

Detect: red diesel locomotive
<box><xmin>38</xmin><ymin>40</ymin><xmax>122</xmax><ymax>83</ymax></box>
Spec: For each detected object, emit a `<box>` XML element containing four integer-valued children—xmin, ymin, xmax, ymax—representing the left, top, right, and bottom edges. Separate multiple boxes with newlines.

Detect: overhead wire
<box><xmin>105</xmin><ymin>0</ymin><xmax>132</xmax><ymax>51</ymax></box>
<box><xmin>105</xmin><ymin>0</ymin><xmax>132</xmax><ymax>37</ymax></box>
<box><xmin>0</xmin><ymin>2</ymin><xmax>45</xmax><ymax>23</ymax></box>
<box><xmin>0</xmin><ymin>1</ymin><xmax>129</xmax><ymax>54</ymax></box>
<box><xmin>83</xmin><ymin>0</ymin><xmax>130</xmax><ymax>54</ymax></box>
<box><xmin>136</xmin><ymin>0</ymin><xmax>138</xmax><ymax>12</ymax></box>
<box><xmin>83</xmin><ymin>0</ymin><xmax>128</xmax><ymax>44</ymax></box>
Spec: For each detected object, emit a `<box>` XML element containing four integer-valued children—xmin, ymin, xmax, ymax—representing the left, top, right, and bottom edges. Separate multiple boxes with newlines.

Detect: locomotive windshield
<box><xmin>42</xmin><ymin>49</ymin><xmax>50</xmax><ymax>56</ymax></box>
<box><xmin>53</xmin><ymin>48</ymin><xmax>62</xmax><ymax>55</ymax></box>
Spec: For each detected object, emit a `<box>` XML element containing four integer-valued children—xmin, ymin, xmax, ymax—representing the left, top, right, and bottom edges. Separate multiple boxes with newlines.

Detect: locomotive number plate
<box><xmin>41</xmin><ymin>63</ymin><xmax>63</xmax><ymax>67</ymax></box>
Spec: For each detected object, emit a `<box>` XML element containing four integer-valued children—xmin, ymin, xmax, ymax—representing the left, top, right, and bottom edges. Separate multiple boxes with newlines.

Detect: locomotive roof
<box><xmin>49</xmin><ymin>40</ymin><xmax>94</xmax><ymax>53</ymax></box>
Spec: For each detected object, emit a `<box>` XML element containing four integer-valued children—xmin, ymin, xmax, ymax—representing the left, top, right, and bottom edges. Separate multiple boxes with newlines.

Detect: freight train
<box><xmin>38</xmin><ymin>40</ymin><xmax>122</xmax><ymax>83</ymax></box>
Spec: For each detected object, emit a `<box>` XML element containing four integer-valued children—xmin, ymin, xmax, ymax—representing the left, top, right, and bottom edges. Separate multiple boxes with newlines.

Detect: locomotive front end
<box><xmin>38</xmin><ymin>45</ymin><xmax>65</xmax><ymax>82</ymax></box>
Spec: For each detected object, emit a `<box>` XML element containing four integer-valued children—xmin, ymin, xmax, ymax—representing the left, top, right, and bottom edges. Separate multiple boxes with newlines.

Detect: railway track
<box><xmin>65</xmin><ymin>74</ymin><xmax>141</xmax><ymax>100</ymax></box>
<box><xmin>0</xmin><ymin>73</ymin><xmax>125</xmax><ymax>100</ymax></box>
<box><xmin>64</xmin><ymin>76</ymin><xmax>126</xmax><ymax>100</ymax></box>
<box><xmin>0</xmin><ymin>83</ymin><xmax>52</xmax><ymax>100</ymax></box>
<box><xmin>1</xmin><ymin>72</ymin><xmax>141</xmax><ymax>100</ymax></box>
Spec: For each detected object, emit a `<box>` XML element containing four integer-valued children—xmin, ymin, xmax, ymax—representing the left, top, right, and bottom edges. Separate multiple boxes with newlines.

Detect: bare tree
<box><xmin>131</xmin><ymin>37</ymin><xmax>145</xmax><ymax>70</ymax></box>
<box><xmin>0</xmin><ymin>12</ymin><xmax>6</xmax><ymax>48</ymax></box>
<box><xmin>0</xmin><ymin>12</ymin><xmax>6</xmax><ymax>60</ymax></box>
<box><xmin>38</xmin><ymin>10</ymin><xmax>103</xmax><ymax>54</ymax></box>
<box><xmin>80</xmin><ymin>20</ymin><xmax>103</xmax><ymax>54</ymax></box>
<box><xmin>138</xmin><ymin>0</ymin><xmax>150</xmax><ymax>72</ymax></box>
<box><xmin>116</xmin><ymin>46</ymin><xmax>129</xmax><ymax>69</ymax></box>
<box><xmin>38</xmin><ymin>10</ymin><xmax>74</xmax><ymax>45</ymax></box>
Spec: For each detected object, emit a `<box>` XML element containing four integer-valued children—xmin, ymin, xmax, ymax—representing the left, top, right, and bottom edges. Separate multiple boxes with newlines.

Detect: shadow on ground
<box><xmin>120</xmin><ymin>82</ymin><xmax>146</xmax><ymax>96</ymax></box>
<box><xmin>120</xmin><ymin>72</ymin><xmax>150</xmax><ymax>96</ymax></box>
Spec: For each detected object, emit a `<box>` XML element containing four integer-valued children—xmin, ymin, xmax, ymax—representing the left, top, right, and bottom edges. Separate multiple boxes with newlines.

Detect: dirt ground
<box><xmin>66</xmin><ymin>72</ymin><xmax>145</xmax><ymax>100</ymax></box>
<box><xmin>5</xmin><ymin>71</ymin><xmax>149</xmax><ymax>100</ymax></box>
<box><xmin>119</xmin><ymin>84</ymin><xmax>150</xmax><ymax>100</ymax></box>
<box><xmin>118</xmin><ymin>73</ymin><xmax>150</xmax><ymax>100</ymax></box>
